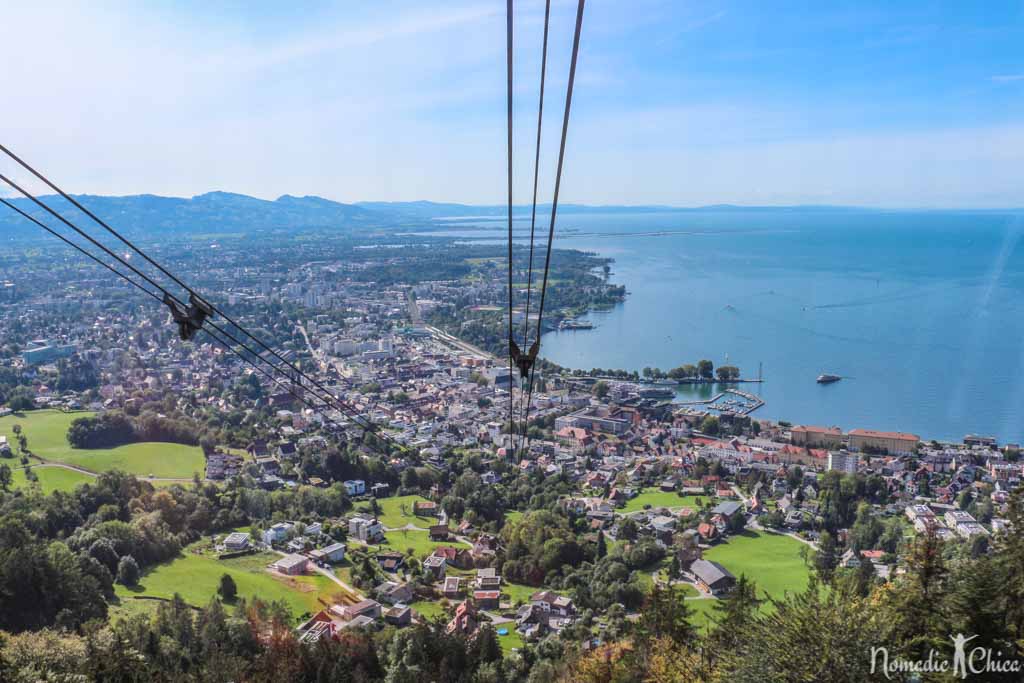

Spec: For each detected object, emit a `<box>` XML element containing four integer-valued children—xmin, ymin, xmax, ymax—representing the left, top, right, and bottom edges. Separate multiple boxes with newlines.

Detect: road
<box><xmin>748</xmin><ymin>520</ymin><xmax>820</xmax><ymax>551</ymax></box>
<box><xmin>313</xmin><ymin>565</ymin><xmax>365</xmax><ymax>602</ymax></box>
<box><xmin>271</xmin><ymin>549</ymin><xmax>365</xmax><ymax>603</ymax></box>
<box><xmin>297</xmin><ymin>324</ymin><xmax>328</xmax><ymax>372</ymax></box>
<box><xmin>426</xmin><ymin>325</ymin><xmax>494</xmax><ymax>361</ymax></box>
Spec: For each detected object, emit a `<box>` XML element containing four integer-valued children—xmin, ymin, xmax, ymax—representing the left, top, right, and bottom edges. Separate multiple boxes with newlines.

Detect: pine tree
<box><xmin>854</xmin><ymin>555</ymin><xmax>875</xmax><ymax>597</ymax></box>
<box><xmin>218</xmin><ymin>573</ymin><xmax>238</xmax><ymax>602</ymax></box>
<box><xmin>718</xmin><ymin>580</ymin><xmax>887</xmax><ymax>682</ymax></box>
<box><xmin>636</xmin><ymin>584</ymin><xmax>695</xmax><ymax>648</ymax></box>
<box><xmin>948</xmin><ymin>554</ymin><xmax>1011</xmax><ymax>656</ymax></box>
<box><xmin>814</xmin><ymin>530</ymin><xmax>839</xmax><ymax>583</ymax></box>
<box><xmin>886</xmin><ymin>527</ymin><xmax>949</xmax><ymax>663</ymax></box>
<box><xmin>709</xmin><ymin>574</ymin><xmax>759</xmax><ymax>654</ymax></box>
<box><xmin>996</xmin><ymin>490</ymin><xmax>1024</xmax><ymax>643</ymax></box>
<box><xmin>596</xmin><ymin>530</ymin><xmax>607</xmax><ymax>559</ymax></box>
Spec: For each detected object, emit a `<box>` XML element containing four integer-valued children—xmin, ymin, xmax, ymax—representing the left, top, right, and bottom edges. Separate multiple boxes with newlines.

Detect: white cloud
<box><xmin>991</xmin><ymin>74</ymin><xmax>1024</xmax><ymax>83</ymax></box>
<box><xmin>0</xmin><ymin>2</ymin><xmax>1021</xmax><ymax>208</ymax></box>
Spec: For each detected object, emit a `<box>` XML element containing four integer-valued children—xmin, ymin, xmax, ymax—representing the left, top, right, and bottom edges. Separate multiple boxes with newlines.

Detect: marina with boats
<box><xmin>676</xmin><ymin>388</ymin><xmax>766</xmax><ymax>416</ymax></box>
<box><xmin>558</xmin><ymin>319</ymin><xmax>595</xmax><ymax>330</ymax></box>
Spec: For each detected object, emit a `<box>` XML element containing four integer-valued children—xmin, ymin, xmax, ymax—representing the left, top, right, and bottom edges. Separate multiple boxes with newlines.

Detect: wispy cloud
<box><xmin>681</xmin><ymin>9</ymin><xmax>727</xmax><ymax>33</ymax></box>
<box><xmin>655</xmin><ymin>9</ymin><xmax>727</xmax><ymax>46</ymax></box>
<box><xmin>991</xmin><ymin>74</ymin><xmax>1024</xmax><ymax>83</ymax></box>
<box><xmin>203</xmin><ymin>4</ymin><xmax>500</xmax><ymax>74</ymax></box>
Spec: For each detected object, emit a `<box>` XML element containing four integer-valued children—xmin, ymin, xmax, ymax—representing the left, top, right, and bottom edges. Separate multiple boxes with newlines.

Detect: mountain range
<box><xmin>2</xmin><ymin>191</ymin><xmax>1013</xmax><ymax>239</ymax></box>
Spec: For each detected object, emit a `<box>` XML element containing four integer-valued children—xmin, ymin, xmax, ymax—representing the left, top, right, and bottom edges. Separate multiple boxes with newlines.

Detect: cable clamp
<box><xmin>164</xmin><ymin>293</ymin><xmax>213</xmax><ymax>341</ymax></box>
<box><xmin>510</xmin><ymin>338</ymin><xmax>540</xmax><ymax>379</ymax></box>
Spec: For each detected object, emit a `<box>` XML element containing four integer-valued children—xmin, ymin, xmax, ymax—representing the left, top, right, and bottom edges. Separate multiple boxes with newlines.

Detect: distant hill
<box><xmin>354</xmin><ymin>200</ymin><xmax>884</xmax><ymax>219</ymax></box>
<box><xmin>3</xmin><ymin>191</ymin><xmax>1008</xmax><ymax>240</ymax></box>
<box><xmin>0</xmin><ymin>191</ymin><xmax>376</xmax><ymax>238</ymax></box>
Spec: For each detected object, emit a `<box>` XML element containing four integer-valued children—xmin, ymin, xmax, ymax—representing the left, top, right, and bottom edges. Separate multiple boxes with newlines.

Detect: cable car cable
<box><xmin>516</xmin><ymin>0</ymin><xmax>585</xmax><ymax>458</ymax></box>
<box><xmin>0</xmin><ymin>197</ymin><xmax>164</xmax><ymax>304</ymax></box>
<box><xmin>515</xmin><ymin>0</ymin><xmax>552</xmax><ymax>458</ymax></box>
<box><xmin>0</xmin><ymin>159</ymin><xmax>405</xmax><ymax>453</ymax></box>
<box><xmin>504</xmin><ymin>0</ymin><xmax>518</xmax><ymax>448</ymax></box>
<box><xmin>0</xmin><ymin>196</ymin><xmax>377</xmax><ymax>441</ymax></box>
<box><xmin>0</xmin><ymin>181</ymin><xmax>403</xmax><ymax>455</ymax></box>
<box><xmin>0</xmin><ymin>144</ymin><xmax>402</xmax><ymax>451</ymax></box>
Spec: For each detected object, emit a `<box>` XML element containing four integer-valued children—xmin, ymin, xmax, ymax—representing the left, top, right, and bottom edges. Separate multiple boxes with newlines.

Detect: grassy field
<box><xmin>0</xmin><ymin>410</ymin><xmax>205</xmax><ymax>479</ymax></box>
<box><xmin>501</xmin><ymin>582</ymin><xmax>551</xmax><ymax>606</ymax></box>
<box><xmin>358</xmin><ymin>494</ymin><xmax>438</xmax><ymax>529</ymax></box>
<box><xmin>620</xmin><ymin>489</ymin><xmax>711</xmax><ymax>514</ymax></box>
<box><xmin>686</xmin><ymin>529</ymin><xmax>813</xmax><ymax>632</ymax></box>
<box><xmin>504</xmin><ymin>510</ymin><xmax>523</xmax><ymax>526</ymax></box>
<box><xmin>8</xmin><ymin>465</ymin><xmax>94</xmax><ymax>493</ymax></box>
<box><xmin>410</xmin><ymin>600</ymin><xmax>449</xmax><ymax>621</ymax></box>
<box><xmin>497</xmin><ymin>628</ymin><xmax>524</xmax><ymax>654</ymax></box>
<box><xmin>380</xmin><ymin>530</ymin><xmax>460</xmax><ymax>560</ymax></box>
<box><xmin>676</xmin><ymin>583</ymin><xmax>700</xmax><ymax>598</ymax></box>
<box><xmin>703</xmin><ymin>530</ymin><xmax>812</xmax><ymax>600</ymax></box>
<box><xmin>112</xmin><ymin>550</ymin><xmax>348</xmax><ymax>623</ymax></box>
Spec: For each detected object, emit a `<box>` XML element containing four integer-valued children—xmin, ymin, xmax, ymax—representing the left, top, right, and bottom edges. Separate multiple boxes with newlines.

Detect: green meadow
<box><xmin>7</xmin><ymin>464</ymin><xmax>94</xmax><ymax>494</ymax></box>
<box><xmin>620</xmin><ymin>488</ymin><xmax>710</xmax><ymax>513</ymax></box>
<box><xmin>112</xmin><ymin>550</ymin><xmax>346</xmax><ymax>623</ymax></box>
<box><xmin>687</xmin><ymin>529</ymin><xmax>813</xmax><ymax>631</ymax></box>
<box><xmin>0</xmin><ymin>410</ymin><xmax>204</xmax><ymax>479</ymax></box>
<box><xmin>380</xmin><ymin>529</ymin><xmax>462</xmax><ymax>560</ymax></box>
<box><xmin>497</xmin><ymin>628</ymin><xmax>524</xmax><ymax>654</ymax></box>
<box><xmin>410</xmin><ymin>600</ymin><xmax>448</xmax><ymax>621</ymax></box>
<box><xmin>358</xmin><ymin>494</ymin><xmax>438</xmax><ymax>529</ymax></box>
<box><xmin>702</xmin><ymin>530</ymin><xmax>812</xmax><ymax>600</ymax></box>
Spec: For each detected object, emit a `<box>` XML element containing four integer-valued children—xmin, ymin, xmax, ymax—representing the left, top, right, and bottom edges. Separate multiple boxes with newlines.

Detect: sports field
<box><xmin>0</xmin><ymin>410</ymin><xmax>204</xmax><ymax>479</ymax></box>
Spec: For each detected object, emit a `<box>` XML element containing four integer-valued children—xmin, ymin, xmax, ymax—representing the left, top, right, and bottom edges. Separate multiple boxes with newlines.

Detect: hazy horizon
<box><xmin>5</xmin><ymin>190</ymin><xmax>1024</xmax><ymax>214</ymax></box>
<box><xmin>2</xmin><ymin>1</ymin><xmax>1023</xmax><ymax>208</ymax></box>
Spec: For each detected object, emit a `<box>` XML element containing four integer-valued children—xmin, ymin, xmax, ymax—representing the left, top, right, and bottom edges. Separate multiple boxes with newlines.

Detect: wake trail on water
<box><xmin>728</xmin><ymin>305</ymin><xmax>966</xmax><ymax>353</ymax></box>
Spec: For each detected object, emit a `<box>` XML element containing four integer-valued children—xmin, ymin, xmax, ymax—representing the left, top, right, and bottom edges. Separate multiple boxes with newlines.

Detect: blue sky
<box><xmin>2</xmin><ymin>1</ymin><xmax>1022</xmax><ymax>207</ymax></box>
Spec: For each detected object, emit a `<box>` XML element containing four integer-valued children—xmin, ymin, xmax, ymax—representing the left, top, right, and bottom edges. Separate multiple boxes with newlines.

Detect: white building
<box><xmin>310</xmin><ymin>542</ymin><xmax>347</xmax><ymax>564</ymax></box>
<box><xmin>273</xmin><ymin>554</ymin><xmax>310</xmax><ymax>576</ymax></box>
<box><xmin>223</xmin><ymin>532</ymin><xmax>250</xmax><ymax>551</ymax></box>
<box><xmin>262</xmin><ymin>521</ymin><xmax>295</xmax><ymax>545</ymax></box>
<box><xmin>827</xmin><ymin>450</ymin><xmax>858</xmax><ymax>474</ymax></box>
<box><xmin>349</xmin><ymin>514</ymin><xmax>384</xmax><ymax>542</ymax></box>
<box><xmin>344</xmin><ymin>480</ymin><xmax>366</xmax><ymax>496</ymax></box>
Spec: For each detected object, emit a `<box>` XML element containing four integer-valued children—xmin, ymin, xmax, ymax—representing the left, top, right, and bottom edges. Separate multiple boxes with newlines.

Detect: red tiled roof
<box><xmin>792</xmin><ymin>425</ymin><xmax>841</xmax><ymax>435</ymax></box>
<box><xmin>849</xmin><ymin>429</ymin><xmax>920</xmax><ymax>441</ymax></box>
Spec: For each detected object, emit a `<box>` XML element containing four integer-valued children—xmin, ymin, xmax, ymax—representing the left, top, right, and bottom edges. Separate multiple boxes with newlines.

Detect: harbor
<box><xmin>558</xmin><ymin>319</ymin><xmax>595</xmax><ymax>330</ymax></box>
<box><xmin>676</xmin><ymin>388</ymin><xmax>765</xmax><ymax>416</ymax></box>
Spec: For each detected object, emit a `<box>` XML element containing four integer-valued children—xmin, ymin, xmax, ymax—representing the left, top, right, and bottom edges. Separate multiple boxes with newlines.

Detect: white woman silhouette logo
<box><xmin>950</xmin><ymin>633</ymin><xmax>977</xmax><ymax>679</ymax></box>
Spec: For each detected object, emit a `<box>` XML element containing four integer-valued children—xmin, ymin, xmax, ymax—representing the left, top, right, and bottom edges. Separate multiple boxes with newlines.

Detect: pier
<box><xmin>676</xmin><ymin>388</ymin><xmax>765</xmax><ymax>416</ymax></box>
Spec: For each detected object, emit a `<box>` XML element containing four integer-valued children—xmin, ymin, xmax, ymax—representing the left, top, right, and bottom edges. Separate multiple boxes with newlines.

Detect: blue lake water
<box><xmin>433</xmin><ymin>209</ymin><xmax>1024</xmax><ymax>443</ymax></box>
